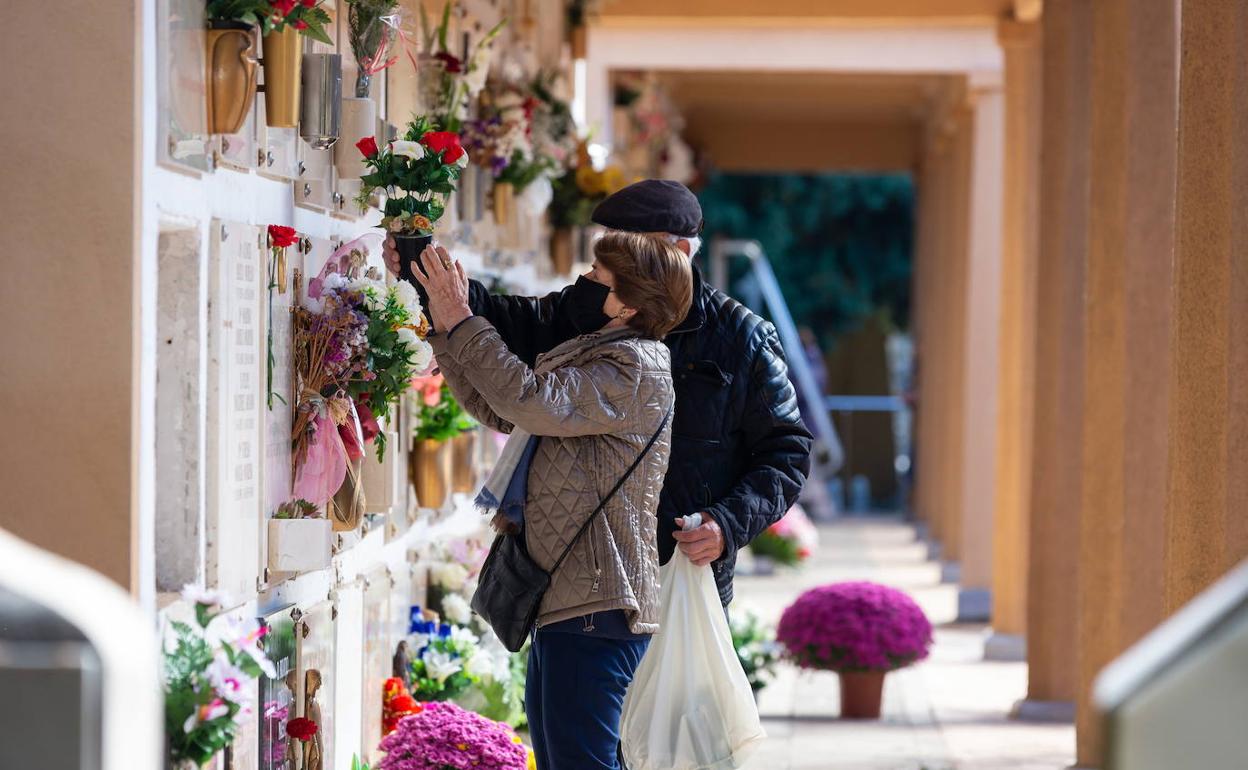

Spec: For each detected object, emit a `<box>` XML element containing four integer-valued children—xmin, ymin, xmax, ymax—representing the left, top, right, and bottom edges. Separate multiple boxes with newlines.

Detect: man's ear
<box><xmin>674</xmin><ymin>239</ymin><xmax>692</xmax><ymax>256</ymax></box>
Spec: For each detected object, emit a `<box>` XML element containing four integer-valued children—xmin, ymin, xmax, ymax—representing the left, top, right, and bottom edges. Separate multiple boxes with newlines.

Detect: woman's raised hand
<box><xmin>412</xmin><ymin>244</ymin><xmax>473</xmax><ymax>333</ymax></box>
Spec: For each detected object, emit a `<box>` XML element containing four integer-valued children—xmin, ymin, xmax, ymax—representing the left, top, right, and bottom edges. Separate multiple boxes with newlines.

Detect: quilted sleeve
<box><xmin>704</xmin><ymin>325</ymin><xmax>813</xmax><ymax>565</ymax></box>
<box><xmin>442</xmin><ymin>316</ymin><xmax>643</xmax><ymax>437</ymax></box>
<box><xmin>428</xmin><ymin>330</ymin><xmax>514</xmax><ymax>434</ymax></box>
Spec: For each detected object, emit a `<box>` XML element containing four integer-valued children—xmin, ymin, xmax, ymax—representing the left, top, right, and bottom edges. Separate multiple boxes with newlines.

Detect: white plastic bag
<box><xmin>620</xmin><ymin>514</ymin><xmax>766</xmax><ymax>770</ymax></box>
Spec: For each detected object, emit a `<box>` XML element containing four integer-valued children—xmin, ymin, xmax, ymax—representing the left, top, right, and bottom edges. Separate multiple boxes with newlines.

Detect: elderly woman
<box><xmin>413</xmin><ymin>232</ymin><xmax>692</xmax><ymax>770</ymax></box>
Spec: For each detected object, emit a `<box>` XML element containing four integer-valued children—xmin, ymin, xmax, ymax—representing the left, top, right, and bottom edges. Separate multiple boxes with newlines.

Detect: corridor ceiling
<box><xmin>598</xmin><ymin>0</ymin><xmax>1028</xmax><ymax>23</ymax></box>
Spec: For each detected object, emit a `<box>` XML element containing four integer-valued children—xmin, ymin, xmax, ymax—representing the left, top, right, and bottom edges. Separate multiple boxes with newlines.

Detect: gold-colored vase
<box><xmin>409</xmin><ymin>439</ymin><xmax>452</xmax><ymax>510</ymax></box>
<box><xmin>551</xmin><ymin>227</ymin><xmax>574</xmax><ymax>275</ymax></box>
<box><xmin>205</xmin><ymin>24</ymin><xmax>258</xmax><ymax>134</ymax></box>
<box><xmin>262</xmin><ymin>26</ymin><xmax>302</xmax><ymax>128</ymax></box>
<box><xmin>492</xmin><ymin>182</ymin><xmax>514</xmax><ymax>226</ymax></box>
<box><xmin>451</xmin><ymin>431</ymin><xmax>477</xmax><ymax>494</ymax></box>
<box><xmin>570</xmin><ymin>25</ymin><xmax>588</xmax><ymax>59</ymax></box>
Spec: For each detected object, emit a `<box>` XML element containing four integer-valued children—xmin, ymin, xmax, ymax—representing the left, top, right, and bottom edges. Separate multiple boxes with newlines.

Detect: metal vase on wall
<box><xmin>300</xmin><ymin>53</ymin><xmax>341</xmax><ymax>149</ymax></box>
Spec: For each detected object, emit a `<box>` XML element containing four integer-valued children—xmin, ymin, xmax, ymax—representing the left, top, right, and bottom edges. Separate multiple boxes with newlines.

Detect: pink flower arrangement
<box><xmin>377</xmin><ymin>701</ymin><xmax>528</xmax><ymax>770</ymax></box>
<box><xmin>411</xmin><ymin>373</ymin><xmax>445</xmax><ymax>407</ymax></box>
<box><xmin>776</xmin><ymin>582</ymin><xmax>932</xmax><ymax>673</ymax></box>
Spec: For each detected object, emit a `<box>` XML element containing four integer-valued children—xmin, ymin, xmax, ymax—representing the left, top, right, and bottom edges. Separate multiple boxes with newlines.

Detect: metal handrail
<box><xmin>708</xmin><ymin>239</ymin><xmax>844</xmax><ymax>472</ymax></box>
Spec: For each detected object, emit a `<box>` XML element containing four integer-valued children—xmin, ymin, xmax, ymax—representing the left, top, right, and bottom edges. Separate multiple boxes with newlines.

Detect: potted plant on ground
<box><xmin>355</xmin><ymin>116</ymin><xmax>469</xmax><ymax>283</ymax></box>
<box><xmin>376</xmin><ymin>701</ymin><xmax>529</xmax><ymax>770</ymax></box>
<box><xmin>729</xmin><ymin>609</ymin><xmax>782</xmax><ymax>699</ymax></box>
<box><xmin>776</xmin><ymin>581</ymin><xmax>932</xmax><ymax>719</ymax></box>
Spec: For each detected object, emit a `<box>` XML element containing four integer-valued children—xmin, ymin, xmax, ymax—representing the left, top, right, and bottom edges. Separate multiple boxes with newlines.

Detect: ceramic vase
<box><xmin>205</xmin><ymin>22</ymin><xmax>258</xmax><ymax>134</ymax></box>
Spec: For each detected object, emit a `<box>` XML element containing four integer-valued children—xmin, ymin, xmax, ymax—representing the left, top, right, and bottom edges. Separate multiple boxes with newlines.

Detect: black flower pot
<box><xmin>394</xmin><ymin>232</ymin><xmax>434</xmax><ymax>284</ymax></box>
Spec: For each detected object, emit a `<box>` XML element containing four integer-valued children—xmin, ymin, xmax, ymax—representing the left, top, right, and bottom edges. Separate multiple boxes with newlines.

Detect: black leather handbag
<box><xmin>471</xmin><ymin>407</ymin><xmax>672</xmax><ymax>652</ymax></box>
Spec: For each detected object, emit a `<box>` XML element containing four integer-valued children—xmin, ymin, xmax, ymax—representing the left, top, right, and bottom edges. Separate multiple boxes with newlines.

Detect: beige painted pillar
<box><xmin>987</xmin><ymin>18</ymin><xmax>1042</xmax><ymax>659</ymax></box>
<box><xmin>1165</xmin><ymin>0</ymin><xmax>1248</xmax><ymax>610</ymax></box>
<box><xmin>957</xmin><ymin>77</ymin><xmax>1004</xmax><ymax>621</ymax></box>
<box><xmin>1019</xmin><ymin>0</ymin><xmax>1090</xmax><ymax>719</ymax></box>
<box><xmin>0</xmin><ymin>2</ymin><xmax>143</xmax><ymax>591</ymax></box>
<box><xmin>1076</xmin><ymin>0</ymin><xmax>1180</xmax><ymax>764</ymax></box>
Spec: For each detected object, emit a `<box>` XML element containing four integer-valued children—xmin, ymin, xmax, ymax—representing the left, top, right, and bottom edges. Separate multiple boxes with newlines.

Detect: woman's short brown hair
<box><xmin>593</xmin><ymin>231</ymin><xmax>694</xmax><ymax>339</ymax></box>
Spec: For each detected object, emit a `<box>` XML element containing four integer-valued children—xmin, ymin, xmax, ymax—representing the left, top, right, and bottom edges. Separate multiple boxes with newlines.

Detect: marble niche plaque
<box><xmin>258</xmin><ymin>606</ymin><xmax>299</xmax><ymax>770</ymax></box>
<box><xmin>360</xmin><ymin>569</ymin><xmax>393</xmax><ymax>761</ymax></box>
<box><xmin>264</xmin><ymin>234</ymin><xmax>304</xmax><ymax>524</ymax></box>
<box><xmin>296</xmin><ymin>601</ymin><xmax>337</xmax><ymax>770</ymax></box>
<box><xmin>207</xmin><ymin>220</ymin><xmax>264</xmax><ymax>597</ymax></box>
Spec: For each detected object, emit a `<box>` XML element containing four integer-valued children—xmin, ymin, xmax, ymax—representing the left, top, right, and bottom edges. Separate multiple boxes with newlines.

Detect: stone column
<box><xmin>957</xmin><ymin>77</ymin><xmax>1004</xmax><ymax>622</ymax></box>
<box><xmin>0</xmin><ymin>1</ymin><xmax>143</xmax><ymax>592</ymax></box>
<box><xmin>1076</xmin><ymin>0</ymin><xmax>1179</xmax><ymax>764</ymax></box>
<box><xmin>1165</xmin><ymin>0</ymin><xmax>1248</xmax><ymax>610</ymax></box>
<box><xmin>1018</xmin><ymin>0</ymin><xmax>1090</xmax><ymax>721</ymax></box>
<box><xmin>986</xmin><ymin>18</ymin><xmax>1042</xmax><ymax>660</ymax></box>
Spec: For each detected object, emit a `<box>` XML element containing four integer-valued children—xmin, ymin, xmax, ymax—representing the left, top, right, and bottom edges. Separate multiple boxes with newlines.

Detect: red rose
<box><xmin>389</xmin><ymin>695</ymin><xmax>419</xmax><ymax>713</ymax></box>
<box><xmin>268</xmin><ymin>225</ymin><xmax>298</xmax><ymax>249</ymax></box>
<box><xmin>433</xmin><ymin>51</ymin><xmax>463</xmax><ymax>74</ymax></box>
<box><xmin>285</xmin><ymin>717</ymin><xmax>318</xmax><ymax>742</ymax></box>
<box><xmin>356</xmin><ymin>135</ymin><xmax>379</xmax><ymax>159</ymax></box>
<box><xmin>301</xmin><ymin>0</ymin><xmax>316</xmax><ymax>6</ymax></box>
<box><xmin>420</xmin><ymin>131</ymin><xmax>465</xmax><ymax>164</ymax></box>
<box><xmin>293</xmin><ymin>19</ymin><xmax>308</xmax><ymax>29</ymax></box>
<box><xmin>269</xmin><ymin>0</ymin><xmax>297</xmax><ymax>16</ymax></box>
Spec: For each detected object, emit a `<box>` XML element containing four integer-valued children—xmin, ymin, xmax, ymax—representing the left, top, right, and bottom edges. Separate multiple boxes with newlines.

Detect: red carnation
<box><xmin>433</xmin><ymin>51</ymin><xmax>463</xmax><ymax>74</ymax></box>
<box><xmin>269</xmin><ymin>0</ymin><xmax>297</xmax><ymax>16</ymax></box>
<box><xmin>356</xmin><ymin>135</ymin><xmax>379</xmax><ymax>159</ymax></box>
<box><xmin>285</xmin><ymin>717</ymin><xmax>318</xmax><ymax>742</ymax></box>
<box><xmin>268</xmin><ymin>225</ymin><xmax>298</xmax><ymax>249</ymax></box>
<box><xmin>419</xmin><ymin>131</ymin><xmax>465</xmax><ymax>164</ymax></box>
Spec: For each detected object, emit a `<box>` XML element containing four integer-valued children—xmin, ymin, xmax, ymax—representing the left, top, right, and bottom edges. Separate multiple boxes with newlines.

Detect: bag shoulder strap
<box><xmin>550</xmin><ymin>405</ymin><xmax>673</xmax><ymax>576</ymax></box>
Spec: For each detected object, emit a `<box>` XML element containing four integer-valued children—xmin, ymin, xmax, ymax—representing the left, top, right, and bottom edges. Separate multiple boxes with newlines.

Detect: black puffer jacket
<box><xmin>456</xmin><ymin>265</ymin><xmax>812</xmax><ymax>605</ymax></box>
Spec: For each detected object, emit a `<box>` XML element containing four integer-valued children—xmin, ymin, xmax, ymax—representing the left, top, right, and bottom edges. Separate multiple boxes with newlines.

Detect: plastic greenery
<box><xmin>729</xmin><ymin>609</ymin><xmax>782</xmax><ymax>693</ymax></box>
<box><xmin>165</xmin><ymin>586</ymin><xmax>275</xmax><ymax>767</ymax></box>
<box><xmin>206</xmin><ymin>0</ymin><xmax>334</xmax><ymax>45</ymax></box>
<box><xmin>748</xmin><ymin>528</ymin><xmax>801</xmax><ymax>566</ymax></box>
<box><xmin>356</xmin><ymin>115</ymin><xmax>467</xmax><ymax>234</ymax></box>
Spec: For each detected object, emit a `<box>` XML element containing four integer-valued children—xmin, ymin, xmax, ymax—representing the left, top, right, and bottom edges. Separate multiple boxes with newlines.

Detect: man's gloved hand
<box><xmin>673</xmin><ymin>513</ymin><xmax>725</xmax><ymax>567</ymax></box>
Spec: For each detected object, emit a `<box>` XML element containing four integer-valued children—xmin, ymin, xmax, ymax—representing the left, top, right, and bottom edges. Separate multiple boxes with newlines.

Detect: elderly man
<box><xmin>387</xmin><ymin>179</ymin><xmax>811</xmax><ymax>608</ymax></box>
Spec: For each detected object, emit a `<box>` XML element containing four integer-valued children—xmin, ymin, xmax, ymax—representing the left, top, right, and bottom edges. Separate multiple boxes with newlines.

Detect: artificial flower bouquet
<box><xmin>206</xmin><ymin>0</ymin><xmax>334</xmax><ymax>44</ymax></box>
<box><xmin>776</xmin><ymin>581</ymin><xmax>932</xmax><ymax>673</ymax></box>
<box><xmin>410</xmin><ymin>374</ymin><xmax>477</xmax><ymax>443</ymax></box>
<box><xmin>548</xmin><ymin>141</ymin><xmax>627</xmax><ymax>229</ymax></box>
<box><xmin>355</xmin><ymin>115</ymin><xmax>469</xmax><ymax>282</ymax></box>
<box><xmin>291</xmin><ymin>237</ymin><xmax>432</xmax><ymax>521</ymax></box>
<box><xmin>376</xmin><ymin>701</ymin><xmax>530</xmax><ymax>770</ymax></box>
<box><xmin>417</xmin><ymin>1</ymin><xmax>507</xmax><ymax>128</ymax></box>
<box><xmin>749</xmin><ymin>504</ymin><xmax>819</xmax><ymax>567</ymax></box>
<box><xmin>164</xmin><ymin>585</ymin><xmax>277</xmax><ymax>768</ymax></box>
<box><xmin>729</xmin><ymin>607</ymin><xmax>782</xmax><ymax>695</ymax></box>
<box><xmin>345</xmin><ymin>0</ymin><xmax>405</xmax><ymax>98</ymax></box>
<box><xmin>383</xmin><ymin>676</ymin><xmax>423</xmax><ymax>735</ymax></box>
<box><xmin>406</xmin><ymin>619</ymin><xmax>487</xmax><ymax>703</ymax></box>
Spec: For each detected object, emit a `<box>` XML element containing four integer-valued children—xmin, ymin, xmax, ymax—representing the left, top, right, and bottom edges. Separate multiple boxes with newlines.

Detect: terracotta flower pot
<box><xmin>492</xmin><ymin>181</ymin><xmax>514</xmax><ymax>226</ymax></box>
<box><xmin>451</xmin><ymin>431</ymin><xmax>477</xmax><ymax>493</ymax></box>
<box><xmin>262</xmin><ymin>25</ymin><xmax>302</xmax><ymax>128</ymax></box>
<box><xmin>838</xmin><ymin>670</ymin><xmax>886</xmax><ymax>719</ymax></box>
<box><xmin>410</xmin><ymin>438</ymin><xmax>452</xmax><ymax>510</ymax></box>
<box><xmin>205</xmin><ymin>22</ymin><xmax>258</xmax><ymax>134</ymax></box>
<box><xmin>551</xmin><ymin>227</ymin><xmax>574</xmax><ymax>275</ymax></box>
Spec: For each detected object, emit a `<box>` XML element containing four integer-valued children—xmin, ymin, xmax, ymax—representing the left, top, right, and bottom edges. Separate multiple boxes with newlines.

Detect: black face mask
<box><xmin>566</xmin><ymin>275</ymin><xmax>613</xmax><ymax>333</ymax></box>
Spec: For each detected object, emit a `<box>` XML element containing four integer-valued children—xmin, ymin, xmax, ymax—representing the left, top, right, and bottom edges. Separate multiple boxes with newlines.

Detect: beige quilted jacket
<box><xmin>430</xmin><ymin>316</ymin><xmax>674</xmax><ymax>634</ymax></box>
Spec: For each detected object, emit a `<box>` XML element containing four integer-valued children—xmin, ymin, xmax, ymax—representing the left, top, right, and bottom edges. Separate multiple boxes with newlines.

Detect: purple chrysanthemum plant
<box><xmin>776</xmin><ymin>581</ymin><xmax>933</xmax><ymax>673</ymax></box>
<box><xmin>376</xmin><ymin>701</ymin><xmax>528</xmax><ymax>770</ymax></box>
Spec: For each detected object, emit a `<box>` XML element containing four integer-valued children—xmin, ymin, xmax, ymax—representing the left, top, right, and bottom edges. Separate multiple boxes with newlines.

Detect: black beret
<box><xmin>590</xmin><ymin>179</ymin><xmax>703</xmax><ymax>238</ymax></box>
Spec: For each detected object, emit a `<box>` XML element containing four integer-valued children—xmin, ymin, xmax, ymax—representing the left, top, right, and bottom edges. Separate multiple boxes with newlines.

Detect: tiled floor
<box><xmin>734</xmin><ymin>516</ymin><xmax>1076</xmax><ymax>770</ymax></box>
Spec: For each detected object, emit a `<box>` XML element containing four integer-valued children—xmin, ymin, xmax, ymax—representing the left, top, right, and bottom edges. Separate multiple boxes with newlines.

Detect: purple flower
<box><xmin>776</xmin><ymin>581</ymin><xmax>932</xmax><ymax>672</ymax></box>
<box><xmin>375</xmin><ymin>701</ymin><xmax>527</xmax><ymax>770</ymax></box>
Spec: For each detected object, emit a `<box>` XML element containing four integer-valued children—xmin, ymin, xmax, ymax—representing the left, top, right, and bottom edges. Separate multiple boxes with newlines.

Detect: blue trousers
<box><xmin>526</xmin><ymin>628</ymin><xmax>650</xmax><ymax>770</ymax></box>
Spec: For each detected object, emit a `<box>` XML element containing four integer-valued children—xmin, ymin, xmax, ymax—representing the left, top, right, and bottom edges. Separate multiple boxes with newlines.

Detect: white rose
<box><xmin>442</xmin><ymin>593</ymin><xmax>472</xmax><ymax>625</ymax></box>
<box><xmin>465</xmin><ymin>647</ymin><xmax>495</xmax><ymax>679</ymax></box>
<box><xmin>397</xmin><ymin>326</ymin><xmax>419</xmax><ymax>348</ymax></box>
<box><xmin>410</xmin><ymin>340</ymin><xmax>434</xmax><ymax>374</ymax></box>
<box><xmin>431</xmin><ymin>561</ymin><xmax>469</xmax><ymax>590</ymax></box>
<box><xmin>391</xmin><ymin>140</ymin><xmax>425</xmax><ymax>161</ymax></box>
<box><xmin>395</xmin><ymin>281</ymin><xmax>423</xmax><ymax>316</ymax></box>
